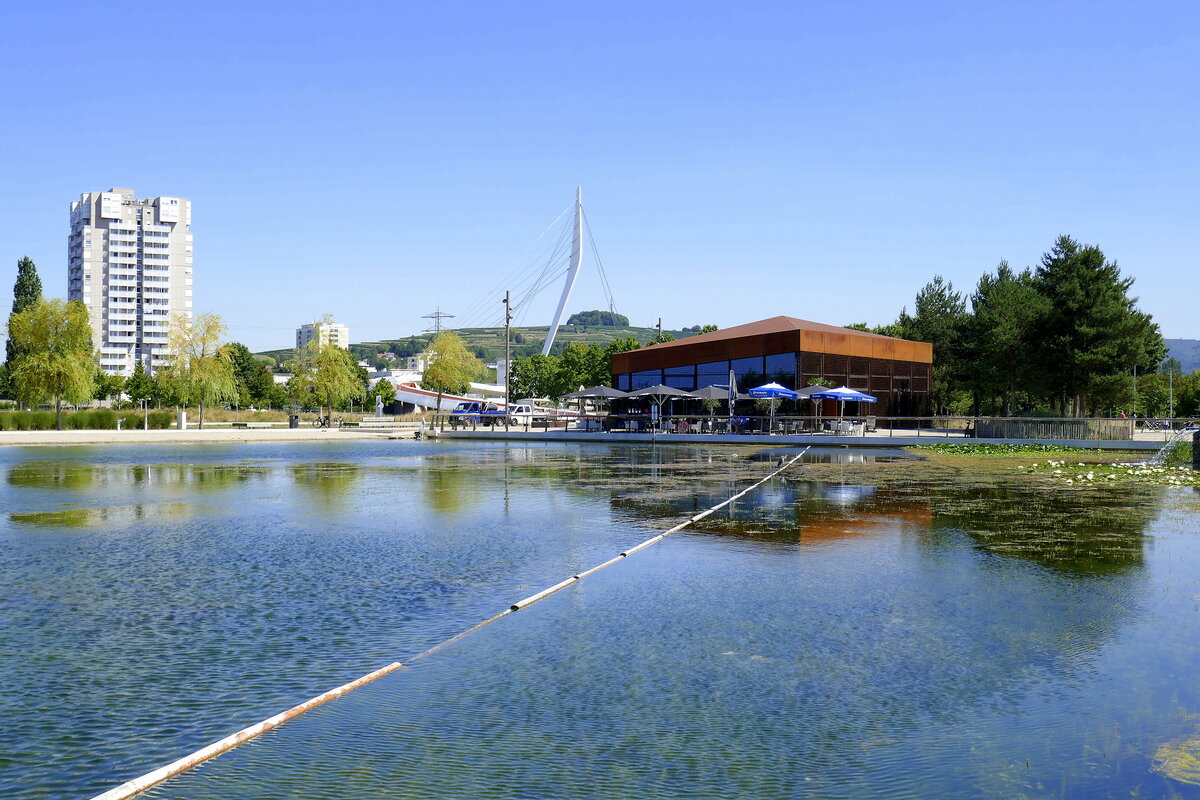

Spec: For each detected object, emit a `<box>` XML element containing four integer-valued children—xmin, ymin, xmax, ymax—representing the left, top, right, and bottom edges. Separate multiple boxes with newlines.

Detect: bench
<box><xmin>230</xmin><ymin>422</ymin><xmax>274</xmax><ymax>429</ymax></box>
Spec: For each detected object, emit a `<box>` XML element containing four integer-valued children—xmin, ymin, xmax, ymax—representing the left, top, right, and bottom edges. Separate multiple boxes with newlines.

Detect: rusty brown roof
<box><xmin>642</xmin><ymin>316</ymin><xmax>913</xmax><ymax>352</ymax></box>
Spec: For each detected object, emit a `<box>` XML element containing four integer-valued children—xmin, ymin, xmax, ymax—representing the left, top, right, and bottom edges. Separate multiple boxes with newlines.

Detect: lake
<box><xmin>2</xmin><ymin>440</ymin><xmax>1199</xmax><ymax>799</ymax></box>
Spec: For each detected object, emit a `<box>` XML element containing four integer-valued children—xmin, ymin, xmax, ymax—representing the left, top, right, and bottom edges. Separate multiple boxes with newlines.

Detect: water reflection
<box><xmin>10</xmin><ymin>502</ymin><xmax>192</xmax><ymax>528</ymax></box>
<box><xmin>621</xmin><ymin>467</ymin><xmax>1154</xmax><ymax>576</ymax></box>
<box><xmin>5</xmin><ymin>461</ymin><xmax>269</xmax><ymax>492</ymax></box>
<box><xmin>289</xmin><ymin>463</ymin><xmax>360</xmax><ymax>512</ymax></box>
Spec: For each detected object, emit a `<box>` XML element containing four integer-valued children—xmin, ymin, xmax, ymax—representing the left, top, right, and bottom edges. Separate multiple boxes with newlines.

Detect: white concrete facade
<box><xmin>68</xmin><ymin>188</ymin><xmax>193</xmax><ymax>375</ymax></box>
<box><xmin>296</xmin><ymin>319</ymin><xmax>349</xmax><ymax>350</ymax></box>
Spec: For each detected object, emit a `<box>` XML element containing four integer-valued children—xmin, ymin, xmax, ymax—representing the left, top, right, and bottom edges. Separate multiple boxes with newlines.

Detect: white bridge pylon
<box><xmin>541</xmin><ymin>186</ymin><xmax>585</xmax><ymax>356</ymax></box>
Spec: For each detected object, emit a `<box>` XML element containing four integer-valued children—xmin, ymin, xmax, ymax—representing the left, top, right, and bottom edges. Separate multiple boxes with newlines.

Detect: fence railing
<box><xmin>432</xmin><ymin>413</ymin><xmax>1200</xmax><ymax>441</ymax></box>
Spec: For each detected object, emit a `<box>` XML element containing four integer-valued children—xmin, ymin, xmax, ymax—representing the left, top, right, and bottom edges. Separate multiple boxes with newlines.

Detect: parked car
<box><xmin>449</xmin><ymin>401</ymin><xmax>506</xmax><ymax>426</ymax></box>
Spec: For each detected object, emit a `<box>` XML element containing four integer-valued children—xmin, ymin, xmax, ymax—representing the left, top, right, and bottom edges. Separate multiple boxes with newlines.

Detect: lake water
<box><xmin>2</xmin><ymin>440</ymin><xmax>1200</xmax><ymax>799</ymax></box>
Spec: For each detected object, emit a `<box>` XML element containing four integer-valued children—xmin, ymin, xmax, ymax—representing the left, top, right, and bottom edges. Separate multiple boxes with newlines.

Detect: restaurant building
<box><xmin>610</xmin><ymin>316</ymin><xmax>934</xmax><ymax>416</ymax></box>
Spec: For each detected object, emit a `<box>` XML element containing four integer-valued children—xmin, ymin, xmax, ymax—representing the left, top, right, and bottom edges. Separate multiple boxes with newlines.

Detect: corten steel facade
<box><xmin>610</xmin><ymin>316</ymin><xmax>934</xmax><ymax>416</ymax></box>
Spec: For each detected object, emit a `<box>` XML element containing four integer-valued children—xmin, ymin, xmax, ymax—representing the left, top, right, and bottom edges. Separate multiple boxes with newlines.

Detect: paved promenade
<box><xmin>0</xmin><ymin>427</ymin><xmax>403</xmax><ymax>447</ymax></box>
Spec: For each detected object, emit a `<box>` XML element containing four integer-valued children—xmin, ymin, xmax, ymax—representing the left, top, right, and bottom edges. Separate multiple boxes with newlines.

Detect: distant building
<box><xmin>68</xmin><ymin>188</ymin><xmax>194</xmax><ymax>375</ymax></box>
<box><xmin>610</xmin><ymin>315</ymin><xmax>934</xmax><ymax>416</ymax></box>
<box><xmin>296</xmin><ymin>318</ymin><xmax>349</xmax><ymax>350</ymax></box>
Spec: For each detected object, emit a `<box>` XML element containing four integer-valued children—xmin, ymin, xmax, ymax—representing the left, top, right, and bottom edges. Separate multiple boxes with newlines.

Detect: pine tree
<box><xmin>897</xmin><ymin>275</ymin><xmax>968</xmax><ymax>414</ymax></box>
<box><xmin>1033</xmin><ymin>236</ymin><xmax>1165</xmax><ymax>415</ymax></box>
<box><xmin>6</xmin><ymin>256</ymin><xmax>43</xmax><ymax>363</ymax></box>
<box><xmin>3</xmin><ymin>257</ymin><xmax>44</xmax><ymax>395</ymax></box>
<box><xmin>960</xmin><ymin>262</ymin><xmax>1048</xmax><ymax>415</ymax></box>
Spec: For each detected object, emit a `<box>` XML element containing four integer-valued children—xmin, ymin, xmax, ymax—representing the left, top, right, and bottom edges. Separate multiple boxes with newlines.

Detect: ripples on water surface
<box><xmin>2</xmin><ymin>440</ymin><xmax>1200</xmax><ymax>798</ymax></box>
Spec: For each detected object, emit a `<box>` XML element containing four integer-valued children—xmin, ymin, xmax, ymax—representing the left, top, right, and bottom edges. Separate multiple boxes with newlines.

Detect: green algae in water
<box><xmin>1154</xmin><ymin>736</ymin><xmax>1200</xmax><ymax>785</ymax></box>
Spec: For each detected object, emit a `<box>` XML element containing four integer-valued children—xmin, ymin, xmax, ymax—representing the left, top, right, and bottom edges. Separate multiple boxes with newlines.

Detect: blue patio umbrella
<box><xmin>748</xmin><ymin>382</ymin><xmax>800</xmax><ymax>433</ymax></box>
<box><xmin>809</xmin><ymin>385</ymin><xmax>877</xmax><ymax>424</ymax></box>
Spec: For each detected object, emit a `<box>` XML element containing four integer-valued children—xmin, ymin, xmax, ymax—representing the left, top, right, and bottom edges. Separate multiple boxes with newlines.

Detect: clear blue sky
<box><xmin>2</xmin><ymin>1</ymin><xmax>1197</xmax><ymax>351</ymax></box>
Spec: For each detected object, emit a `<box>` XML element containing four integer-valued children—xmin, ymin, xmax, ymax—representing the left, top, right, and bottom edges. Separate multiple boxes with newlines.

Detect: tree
<box><xmin>509</xmin><ymin>353</ymin><xmax>560</xmax><ymax>400</ymax></box>
<box><xmin>897</xmin><ymin>275</ymin><xmax>968</xmax><ymax>414</ymax></box>
<box><xmin>566</xmin><ymin>310</ymin><xmax>629</xmax><ymax>327</ymax></box>
<box><xmin>604</xmin><ymin>337</ymin><xmax>641</xmax><ymax>358</ymax></box>
<box><xmin>6</xmin><ymin>298</ymin><xmax>95</xmax><ymax>429</ymax></box>
<box><xmin>556</xmin><ymin>342</ymin><xmax>609</xmax><ymax>394</ymax></box>
<box><xmin>225</xmin><ymin>342</ymin><xmax>274</xmax><ymax>407</ymax></box>
<box><xmin>959</xmin><ymin>262</ymin><xmax>1048</xmax><ymax>415</ymax></box>
<box><xmin>93</xmin><ymin>369</ymin><xmax>125</xmax><ymax>405</ymax></box>
<box><xmin>158</xmin><ymin>312</ymin><xmax>237</xmax><ymax>429</ymax></box>
<box><xmin>369</xmin><ymin>377</ymin><xmax>397</xmax><ymax>408</ymax></box>
<box><xmin>422</xmin><ymin>331</ymin><xmax>483</xmax><ymax>412</ymax></box>
<box><xmin>124</xmin><ymin>361</ymin><xmax>154</xmax><ymax>405</ymax></box>
<box><xmin>3</xmin><ymin>256</ymin><xmax>44</xmax><ymax>397</ymax></box>
<box><xmin>1034</xmin><ymin>236</ymin><xmax>1165</xmax><ymax>415</ymax></box>
<box><xmin>285</xmin><ymin>339</ymin><xmax>366</xmax><ymax>419</ymax></box>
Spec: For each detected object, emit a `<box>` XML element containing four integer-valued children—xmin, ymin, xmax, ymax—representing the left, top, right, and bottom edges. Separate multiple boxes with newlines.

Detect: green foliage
<box><xmin>509</xmin><ymin>339</ymin><xmax>630</xmax><ymax>400</ymax></box>
<box><xmin>509</xmin><ymin>353</ymin><xmax>560</xmax><ymax>399</ymax></box>
<box><xmin>225</xmin><ymin>341</ymin><xmax>275</xmax><ymax>406</ymax></box>
<box><xmin>124</xmin><ymin>361</ymin><xmax>154</xmax><ymax>404</ymax></box>
<box><xmin>285</xmin><ymin>339</ymin><xmax>367</xmax><ymax>415</ymax></box>
<box><xmin>92</xmin><ymin>369</ymin><xmax>125</xmax><ymax>403</ymax></box>
<box><xmin>5</xmin><ymin>256</ymin><xmax>44</xmax><ymax>372</ymax></box>
<box><xmin>1034</xmin><ymin>235</ymin><xmax>1164</xmax><ymax>414</ymax></box>
<box><xmin>369</xmin><ymin>377</ymin><xmax>397</xmax><ymax>405</ymax></box>
<box><xmin>910</xmin><ymin>442</ymin><xmax>1092</xmax><ymax>455</ymax></box>
<box><xmin>897</xmin><ymin>275</ymin><xmax>968</xmax><ymax>413</ymax></box>
<box><xmin>566</xmin><ymin>310</ymin><xmax>629</xmax><ymax>327</ymax></box>
<box><xmin>866</xmin><ymin>236</ymin><xmax>1165</xmax><ymax>417</ymax></box>
<box><xmin>960</xmin><ymin>262</ymin><xmax>1049</xmax><ymax>415</ymax></box>
<box><xmin>422</xmin><ymin>332</ymin><xmax>482</xmax><ymax>398</ymax></box>
<box><xmin>682</xmin><ymin>323</ymin><xmax>720</xmax><ymax>333</ymax></box>
<box><xmin>6</xmin><ymin>298</ymin><xmax>95</xmax><ymax>428</ymax></box>
<box><xmin>157</xmin><ymin>313</ymin><xmax>238</xmax><ymax>428</ymax></box>
<box><xmin>0</xmin><ymin>408</ymin><xmax>172</xmax><ymax>430</ymax></box>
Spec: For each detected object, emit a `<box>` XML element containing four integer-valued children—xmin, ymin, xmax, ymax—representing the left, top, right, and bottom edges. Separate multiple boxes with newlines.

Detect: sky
<box><xmin>2</xmin><ymin>1</ymin><xmax>1198</xmax><ymax>352</ymax></box>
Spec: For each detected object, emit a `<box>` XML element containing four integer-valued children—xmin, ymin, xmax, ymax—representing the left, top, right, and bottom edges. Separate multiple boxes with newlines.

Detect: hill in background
<box><xmin>255</xmin><ymin>323</ymin><xmax>700</xmax><ymax>368</ymax></box>
<box><xmin>1167</xmin><ymin>339</ymin><xmax>1200</xmax><ymax>373</ymax></box>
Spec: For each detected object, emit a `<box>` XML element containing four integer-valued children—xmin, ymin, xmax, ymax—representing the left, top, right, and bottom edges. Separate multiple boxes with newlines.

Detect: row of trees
<box><xmin>851</xmin><ymin>236</ymin><xmax>1168</xmax><ymax>416</ymax></box>
<box><xmin>2</xmin><ymin>256</ymin><xmax>385</xmax><ymax>429</ymax></box>
<box><xmin>509</xmin><ymin>338</ymin><xmax>641</xmax><ymax>400</ymax></box>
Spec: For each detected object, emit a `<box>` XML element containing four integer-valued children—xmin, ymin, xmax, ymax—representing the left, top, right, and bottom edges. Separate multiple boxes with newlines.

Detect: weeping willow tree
<box><xmin>284</xmin><ymin>340</ymin><xmax>365</xmax><ymax>420</ymax></box>
<box><xmin>158</xmin><ymin>312</ymin><xmax>237</xmax><ymax>429</ymax></box>
<box><xmin>422</xmin><ymin>331</ymin><xmax>483</xmax><ymax>416</ymax></box>
<box><xmin>6</xmin><ymin>298</ymin><xmax>95</xmax><ymax>429</ymax></box>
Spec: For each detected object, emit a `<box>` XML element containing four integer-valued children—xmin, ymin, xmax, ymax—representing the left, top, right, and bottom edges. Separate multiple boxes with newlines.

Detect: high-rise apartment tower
<box><xmin>68</xmin><ymin>188</ymin><xmax>193</xmax><ymax>375</ymax></box>
<box><xmin>296</xmin><ymin>318</ymin><xmax>349</xmax><ymax>350</ymax></box>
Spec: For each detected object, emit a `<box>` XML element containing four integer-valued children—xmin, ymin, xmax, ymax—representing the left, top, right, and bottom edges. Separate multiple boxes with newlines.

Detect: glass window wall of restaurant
<box><xmin>663</xmin><ymin>365</ymin><xmax>696</xmax><ymax>390</ymax></box>
<box><xmin>764</xmin><ymin>352</ymin><xmax>798</xmax><ymax>388</ymax></box>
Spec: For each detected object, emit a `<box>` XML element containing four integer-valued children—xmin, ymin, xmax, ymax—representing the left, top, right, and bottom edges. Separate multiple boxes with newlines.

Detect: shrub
<box><xmin>90</xmin><ymin>409</ymin><xmax>116</xmax><ymax>429</ymax></box>
<box><xmin>148</xmin><ymin>411</ymin><xmax>173</xmax><ymax>429</ymax></box>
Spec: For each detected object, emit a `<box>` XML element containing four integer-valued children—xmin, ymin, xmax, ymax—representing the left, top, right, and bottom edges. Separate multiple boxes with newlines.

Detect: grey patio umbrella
<box><xmin>693</xmin><ymin>384</ymin><xmax>746</xmax><ymax>427</ymax></box>
<box><xmin>561</xmin><ymin>385</ymin><xmax>629</xmax><ymax>400</ymax></box>
<box><xmin>692</xmin><ymin>384</ymin><xmax>749</xmax><ymax>401</ymax></box>
<box><xmin>626</xmin><ymin>385</ymin><xmax>698</xmax><ymax>427</ymax></box>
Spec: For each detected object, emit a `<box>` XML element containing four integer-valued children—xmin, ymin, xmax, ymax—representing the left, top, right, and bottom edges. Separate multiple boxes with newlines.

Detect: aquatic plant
<box><xmin>1019</xmin><ymin>459</ymin><xmax>1200</xmax><ymax>487</ymax></box>
<box><xmin>1154</xmin><ymin>736</ymin><xmax>1200</xmax><ymax>785</ymax></box>
<box><xmin>910</xmin><ymin>442</ymin><xmax>1097</xmax><ymax>456</ymax></box>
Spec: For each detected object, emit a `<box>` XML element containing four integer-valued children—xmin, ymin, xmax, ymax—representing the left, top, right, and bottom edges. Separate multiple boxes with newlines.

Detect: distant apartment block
<box><xmin>68</xmin><ymin>188</ymin><xmax>193</xmax><ymax>375</ymax></box>
<box><xmin>296</xmin><ymin>318</ymin><xmax>349</xmax><ymax>350</ymax></box>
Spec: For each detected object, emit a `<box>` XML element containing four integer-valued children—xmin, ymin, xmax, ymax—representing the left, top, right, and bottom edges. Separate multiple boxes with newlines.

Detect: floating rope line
<box><xmin>90</xmin><ymin>448</ymin><xmax>809</xmax><ymax>800</ymax></box>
